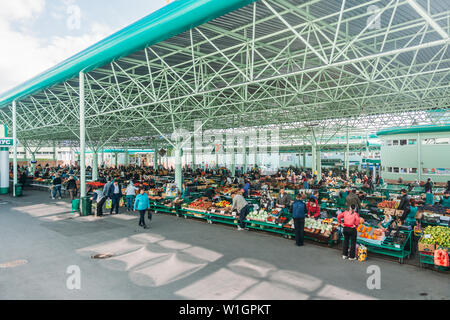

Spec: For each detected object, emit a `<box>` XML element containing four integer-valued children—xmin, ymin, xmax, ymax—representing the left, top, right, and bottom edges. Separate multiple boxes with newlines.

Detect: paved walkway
<box><xmin>0</xmin><ymin>191</ymin><xmax>448</xmax><ymax>300</ymax></box>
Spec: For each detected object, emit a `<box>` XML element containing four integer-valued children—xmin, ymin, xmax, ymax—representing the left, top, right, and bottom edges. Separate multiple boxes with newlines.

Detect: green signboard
<box><xmin>0</xmin><ymin>138</ymin><xmax>13</xmax><ymax>146</ymax></box>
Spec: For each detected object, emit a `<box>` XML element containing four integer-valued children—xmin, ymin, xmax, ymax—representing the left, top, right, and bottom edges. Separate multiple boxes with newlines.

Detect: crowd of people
<box><xmin>11</xmin><ymin>162</ymin><xmax>450</xmax><ymax>238</ymax></box>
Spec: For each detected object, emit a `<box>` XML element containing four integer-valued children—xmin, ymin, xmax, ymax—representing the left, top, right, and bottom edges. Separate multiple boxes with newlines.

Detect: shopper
<box><xmin>19</xmin><ymin>171</ymin><xmax>27</xmax><ymax>190</ymax></box>
<box><xmin>291</xmin><ymin>193</ymin><xmax>307</xmax><ymax>246</ymax></box>
<box><xmin>125</xmin><ymin>181</ymin><xmax>138</xmax><ymax>212</ymax></box>
<box><xmin>65</xmin><ymin>176</ymin><xmax>77</xmax><ymax>200</ymax></box>
<box><xmin>337</xmin><ymin>204</ymin><xmax>360</xmax><ymax>260</ymax></box>
<box><xmin>52</xmin><ymin>174</ymin><xmax>63</xmax><ymax>200</ymax></box>
<box><xmin>91</xmin><ymin>186</ymin><xmax>106</xmax><ymax>217</ymax></box>
<box><xmin>103</xmin><ymin>177</ymin><xmax>113</xmax><ymax>199</ymax></box>
<box><xmin>243</xmin><ymin>180</ymin><xmax>250</xmax><ymax>198</ymax></box>
<box><xmin>276</xmin><ymin>188</ymin><xmax>291</xmax><ymax>209</ymax></box>
<box><xmin>306</xmin><ymin>197</ymin><xmax>320</xmax><ymax>218</ymax></box>
<box><xmin>134</xmin><ymin>188</ymin><xmax>150</xmax><ymax>229</ymax></box>
<box><xmin>231</xmin><ymin>191</ymin><xmax>250</xmax><ymax>231</ymax></box>
<box><xmin>108</xmin><ymin>180</ymin><xmax>123</xmax><ymax>215</ymax></box>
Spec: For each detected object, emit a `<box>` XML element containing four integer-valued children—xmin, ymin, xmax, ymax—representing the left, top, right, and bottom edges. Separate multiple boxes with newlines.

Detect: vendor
<box><xmin>401</xmin><ymin>198</ymin><xmax>418</xmax><ymax>227</ymax></box>
<box><xmin>440</xmin><ymin>191</ymin><xmax>450</xmax><ymax>208</ymax></box>
<box><xmin>424</xmin><ymin>178</ymin><xmax>433</xmax><ymax>193</ymax></box>
<box><xmin>378</xmin><ymin>214</ymin><xmax>393</xmax><ymax>231</ymax></box>
<box><xmin>259</xmin><ymin>185</ymin><xmax>273</xmax><ymax>210</ymax></box>
<box><xmin>306</xmin><ymin>197</ymin><xmax>320</xmax><ymax>218</ymax></box>
<box><xmin>204</xmin><ymin>186</ymin><xmax>215</xmax><ymax>200</ymax></box>
<box><xmin>181</xmin><ymin>183</ymin><xmax>191</xmax><ymax>200</ymax></box>
<box><xmin>276</xmin><ymin>188</ymin><xmax>291</xmax><ymax>209</ymax></box>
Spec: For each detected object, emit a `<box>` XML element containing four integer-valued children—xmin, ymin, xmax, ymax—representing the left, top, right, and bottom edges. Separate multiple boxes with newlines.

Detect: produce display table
<box><xmin>244</xmin><ymin>219</ymin><xmax>290</xmax><ymax>236</ymax></box>
<box><xmin>178</xmin><ymin>207</ymin><xmax>208</xmax><ymax>220</ymax></box>
<box><xmin>419</xmin><ymin>251</ymin><xmax>434</xmax><ymax>268</ymax></box>
<box><xmin>342</xmin><ymin>230</ymin><xmax>412</xmax><ymax>263</ymax></box>
<box><xmin>207</xmin><ymin>211</ymin><xmax>238</xmax><ymax>226</ymax></box>
<box><xmin>149</xmin><ymin>199</ymin><xmax>178</xmax><ymax>215</ymax></box>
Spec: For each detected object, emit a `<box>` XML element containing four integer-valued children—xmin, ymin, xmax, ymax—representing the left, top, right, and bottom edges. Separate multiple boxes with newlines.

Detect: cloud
<box><xmin>0</xmin><ymin>0</ymin><xmax>113</xmax><ymax>95</ymax></box>
<box><xmin>0</xmin><ymin>0</ymin><xmax>46</xmax><ymax>21</ymax></box>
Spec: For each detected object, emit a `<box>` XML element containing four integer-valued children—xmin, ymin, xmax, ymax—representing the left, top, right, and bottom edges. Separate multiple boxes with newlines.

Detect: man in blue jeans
<box><xmin>108</xmin><ymin>180</ymin><xmax>123</xmax><ymax>215</ymax></box>
<box><xmin>231</xmin><ymin>191</ymin><xmax>249</xmax><ymax>231</ymax></box>
<box><xmin>52</xmin><ymin>175</ymin><xmax>63</xmax><ymax>200</ymax></box>
<box><xmin>291</xmin><ymin>193</ymin><xmax>307</xmax><ymax>246</ymax></box>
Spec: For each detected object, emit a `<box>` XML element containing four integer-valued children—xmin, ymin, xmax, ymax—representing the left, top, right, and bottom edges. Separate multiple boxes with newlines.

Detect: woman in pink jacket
<box><xmin>337</xmin><ymin>204</ymin><xmax>360</xmax><ymax>260</ymax></box>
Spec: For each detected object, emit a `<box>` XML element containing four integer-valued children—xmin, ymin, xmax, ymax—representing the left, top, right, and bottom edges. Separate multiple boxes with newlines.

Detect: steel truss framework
<box><xmin>0</xmin><ymin>0</ymin><xmax>449</xmax><ymax>152</ymax></box>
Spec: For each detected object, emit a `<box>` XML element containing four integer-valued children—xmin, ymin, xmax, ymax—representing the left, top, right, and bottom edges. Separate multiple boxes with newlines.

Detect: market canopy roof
<box><xmin>0</xmin><ymin>0</ymin><xmax>449</xmax><ymax>149</ymax></box>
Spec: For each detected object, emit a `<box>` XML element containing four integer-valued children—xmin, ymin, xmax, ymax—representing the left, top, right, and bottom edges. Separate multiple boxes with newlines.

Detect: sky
<box><xmin>0</xmin><ymin>0</ymin><xmax>170</xmax><ymax>95</ymax></box>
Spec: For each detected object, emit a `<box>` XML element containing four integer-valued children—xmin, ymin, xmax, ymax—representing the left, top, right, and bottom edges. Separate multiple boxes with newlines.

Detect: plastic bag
<box><xmin>105</xmin><ymin>199</ymin><xmax>112</xmax><ymax>209</ymax></box>
<box><xmin>358</xmin><ymin>245</ymin><xmax>368</xmax><ymax>262</ymax></box>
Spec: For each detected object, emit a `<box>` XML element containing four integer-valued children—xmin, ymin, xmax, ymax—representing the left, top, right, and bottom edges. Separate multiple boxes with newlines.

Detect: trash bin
<box><xmin>81</xmin><ymin>197</ymin><xmax>92</xmax><ymax>216</ymax></box>
<box><xmin>71</xmin><ymin>199</ymin><xmax>80</xmax><ymax>213</ymax></box>
<box><xmin>14</xmin><ymin>184</ymin><xmax>23</xmax><ymax>197</ymax></box>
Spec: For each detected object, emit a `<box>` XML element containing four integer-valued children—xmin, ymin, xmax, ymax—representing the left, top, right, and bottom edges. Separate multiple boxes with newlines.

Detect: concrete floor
<box><xmin>0</xmin><ymin>190</ymin><xmax>448</xmax><ymax>300</ymax></box>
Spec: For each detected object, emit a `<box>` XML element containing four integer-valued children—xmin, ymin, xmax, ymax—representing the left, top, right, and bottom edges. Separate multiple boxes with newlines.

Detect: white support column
<box><xmin>0</xmin><ymin>144</ymin><xmax>9</xmax><ymax>195</ymax></box>
<box><xmin>124</xmin><ymin>148</ymin><xmax>129</xmax><ymax>166</ymax></box>
<box><xmin>13</xmin><ymin>101</ymin><xmax>18</xmax><ymax>196</ymax></box>
<box><xmin>417</xmin><ymin>132</ymin><xmax>422</xmax><ymax>182</ymax></box>
<box><xmin>31</xmin><ymin>152</ymin><xmax>36</xmax><ymax>174</ymax></box>
<box><xmin>154</xmin><ymin>144</ymin><xmax>158</xmax><ymax>170</ymax></box>
<box><xmin>92</xmin><ymin>151</ymin><xmax>98</xmax><ymax>181</ymax></box>
<box><xmin>79</xmin><ymin>71</ymin><xmax>86</xmax><ymax>200</ymax></box>
<box><xmin>316</xmin><ymin>147</ymin><xmax>322</xmax><ymax>178</ymax></box>
<box><xmin>311</xmin><ymin>145</ymin><xmax>316</xmax><ymax>174</ymax></box>
<box><xmin>175</xmin><ymin>144</ymin><xmax>182</xmax><ymax>190</ymax></box>
<box><xmin>345</xmin><ymin>127</ymin><xmax>350</xmax><ymax>177</ymax></box>
<box><xmin>191</xmin><ymin>136</ymin><xmax>196</xmax><ymax>169</ymax></box>
<box><xmin>101</xmin><ymin>149</ymin><xmax>105</xmax><ymax>167</ymax></box>
<box><xmin>52</xmin><ymin>141</ymin><xmax>56</xmax><ymax>163</ymax></box>
<box><xmin>302</xmin><ymin>152</ymin><xmax>306</xmax><ymax>168</ymax></box>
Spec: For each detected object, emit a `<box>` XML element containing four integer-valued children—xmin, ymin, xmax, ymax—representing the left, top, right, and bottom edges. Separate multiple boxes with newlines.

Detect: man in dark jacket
<box><xmin>291</xmin><ymin>193</ymin><xmax>307</xmax><ymax>246</ymax></box>
<box><xmin>398</xmin><ymin>189</ymin><xmax>410</xmax><ymax>211</ymax></box>
<box><xmin>345</xmin><ymin>189</ymin><xmax>361</xmax><ymax>212</ymax></box>
<box><xmin>108</xmin><ymin>180</ymin><xmax>123</xmax><ymax>215</ymax></box>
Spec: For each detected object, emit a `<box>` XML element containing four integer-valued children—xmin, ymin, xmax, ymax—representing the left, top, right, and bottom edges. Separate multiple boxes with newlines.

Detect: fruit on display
<box><xmin>187</xmin><ymin>197</ymin><xmax>213</xmax><ymax>211</ymax></box>
<box><xmin>377</xmin><ymin>200</ymin><xmax>398</xmax><ymax>209</ymax></box>
<box><xmin>215</xmin><ymin>200</ymin><xmax>230</xmax><ymax>208</ymax></box>
<box><xmin>420</xmin><ymin>226</ymin><xmax>450</xmax><ymax>248</ymax></box>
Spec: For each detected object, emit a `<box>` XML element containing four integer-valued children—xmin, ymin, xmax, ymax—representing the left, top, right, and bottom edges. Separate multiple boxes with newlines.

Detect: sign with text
<box><xmin>0</xmin><ymin>138</ymin><xmax>13</xmax><ymax>146</ymax></box>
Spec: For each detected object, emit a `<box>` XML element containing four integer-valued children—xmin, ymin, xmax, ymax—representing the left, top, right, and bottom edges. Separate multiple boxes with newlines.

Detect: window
<box><xmin>387</xmin><ymin>140</ymin><xmax>392</xmax><ymax>146</ymax></box>
<box><xmin>388</xmin><ymin>167</ymin><xmax>393</xmax><ymax>173</ymax></box>
<box><xmin>409</xmin><ymin>168</ymin><xmax>417</xmax><ymax>174</ymax></box>
<box><xmin>422</xmin><ymin>138</ymin><xmax>435</xmax><ymax>145</ymax></box>
<box><xmin>393</xmin><ymin>167</ymin><xmax>399</xmax><ymax>173</ymax></box>
<box><xmin>435</xmin><ymin>138</ymin><xmax>450</xmax><ymax>144</ymax></box>
<box><xmin>393</xmin><ymin>140</ymin><xmax>399</xmax><ymax>146</ymax></box>
<box><xmin>400</xmin><ymin>168</ymin><xmax>408</xmax><ymax>174</ymax></box>
<box><xmin>408</xmin><ymin>139</ymin><xmax>417</xmax><ymax>145</ymax></box>
<box><xmin>400</xmin><ymin>139</ymin><xmax>407</xmax><ymax>146</ymax></box>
